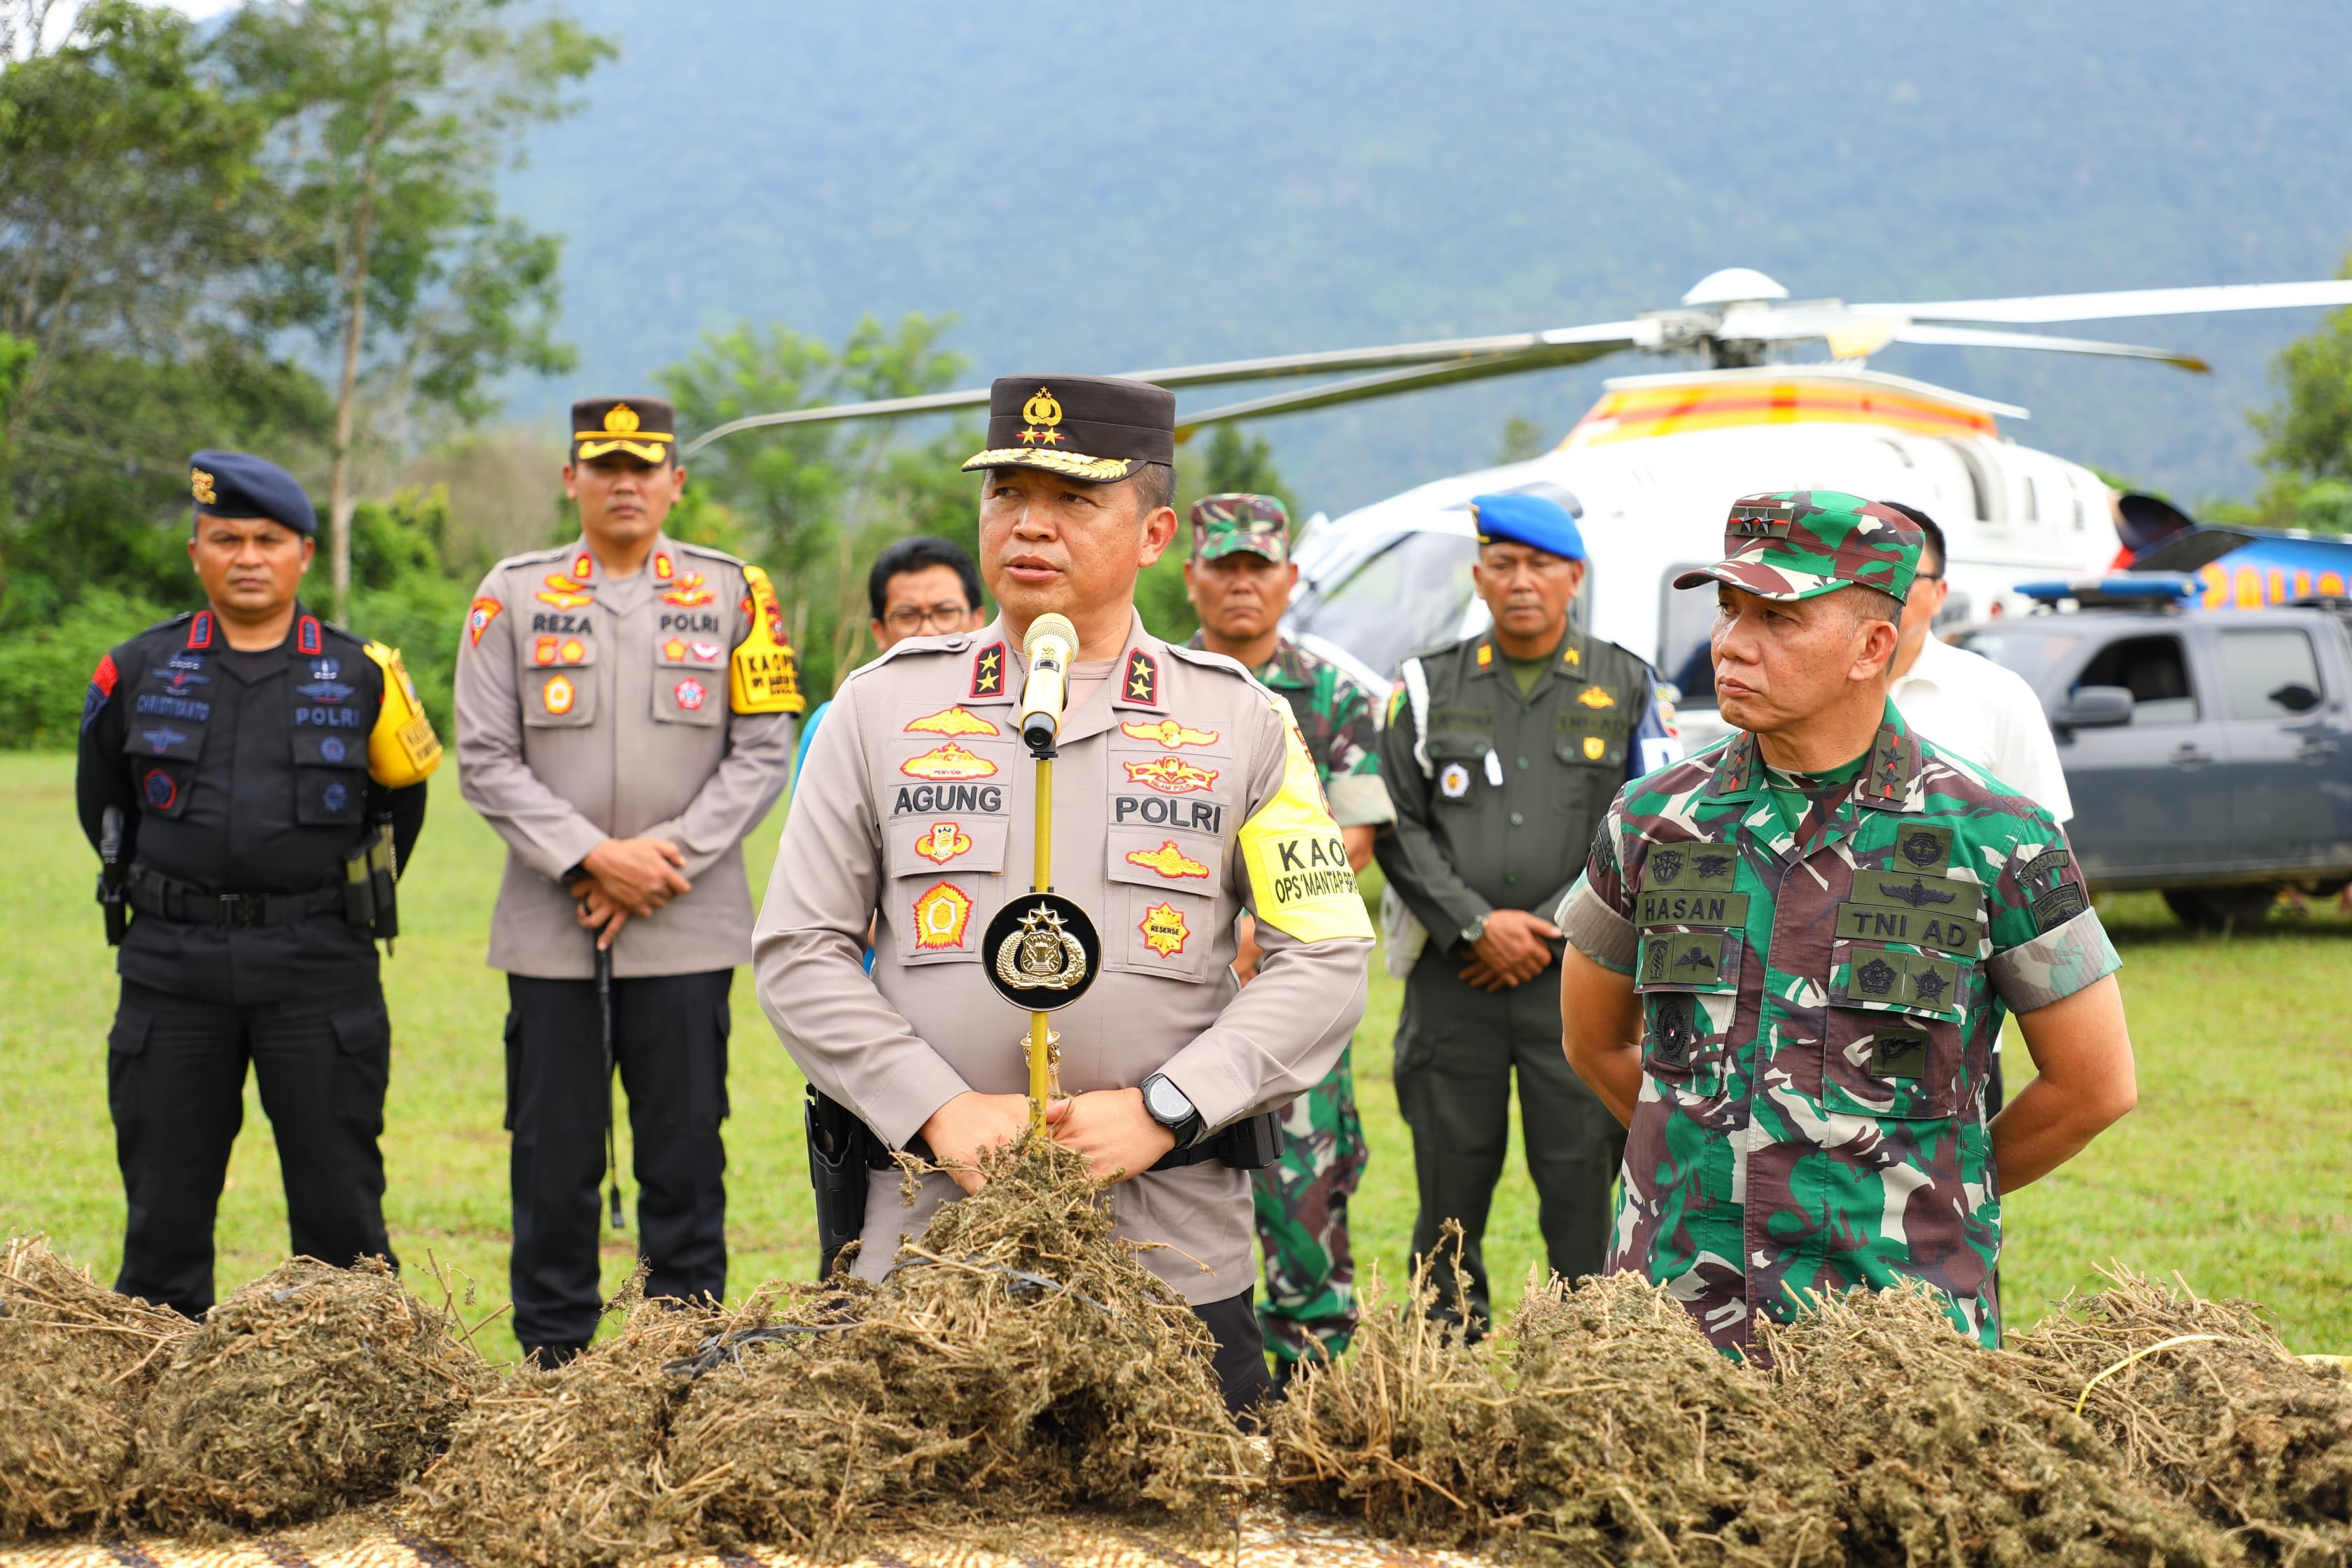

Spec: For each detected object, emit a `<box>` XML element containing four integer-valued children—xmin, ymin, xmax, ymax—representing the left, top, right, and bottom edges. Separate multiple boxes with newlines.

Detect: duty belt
<box><xmin>125</xmin><ymin>866</ymin><xmax>344</xmax><ymax>928</ymax></box>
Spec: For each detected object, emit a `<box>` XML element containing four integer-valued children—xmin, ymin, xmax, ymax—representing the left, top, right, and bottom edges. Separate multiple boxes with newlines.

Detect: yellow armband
<box><xmin>1238</xmin><ymin>693</ymin><xmax>1375</xmax><ymax>944</ymax></box>
<box><xmin>730</xmin><ymin>563</ymin><xmax>806</xmax><ymax>715</ymax></box>
<box><xmin>363</xmin><ymin>640</ymin><xmax>442</xmax><ymax>787</ymax></box>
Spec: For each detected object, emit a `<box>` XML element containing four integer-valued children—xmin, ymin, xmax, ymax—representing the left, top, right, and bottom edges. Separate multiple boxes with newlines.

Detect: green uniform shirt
<box><xmin>1189</xmin><ymin>634</ymin><xmax>1393</xmax><ymax>830</ymax></box>
<box><xmin>1560</xmin><ymin>703</ymin><xmax>2121</xmax><ymax>1353</ymax></box>
<box><xmin>1377</xmin><ymin>626</ymin><xmax>1666</xmax><ymax>951</ymax></box>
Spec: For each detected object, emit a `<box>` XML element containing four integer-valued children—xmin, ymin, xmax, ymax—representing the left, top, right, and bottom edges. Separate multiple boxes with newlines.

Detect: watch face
<box><xmin>1145</xmin><ymin>1076</ymin><xmax>1191</xmax><ymax>1124</ymax></box>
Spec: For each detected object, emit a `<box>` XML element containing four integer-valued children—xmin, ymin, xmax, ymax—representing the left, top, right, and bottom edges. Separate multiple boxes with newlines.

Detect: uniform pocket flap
<box><xmin>1830</xmin><ymin>937</ymin><xmax>1965</xmax><ymax>1019</ymax></box>
<box><xmin>888</xmin><ymin>816</ymin><xmax>1011</xmax><ymax>880</ymax></box>
<box><xmin>294</xmin><ymin>731</ymin><xmax>366</xmax><ymax>766</ymax></box>
<box><xmin>330</xmin><ymin>1004</ymin><xmax>390</xmax><ymax>1052</ymax></box>
<box><xmin>654</xmin><ymin>634</ymin><xmax>729</xmax><ymax>669</ymax></box>
<box><xmin>524</xmin><ymin>631</ymin><xmax>597</xmax><ymax>668</ymax></box>
<box><xmin>1106</xmin><ymin>825</ymin><xmax>1226</xmax><ymax>892</ymax></box>
<box><xmin>1634</xmin><ymin>927</ymin><xmax>1744</xmax><ymax>993</ymax></box>
<box><xmin>108</xmin><ymin>1007</ymin><xmax>153</xmax><ymax>1058</ymax></box>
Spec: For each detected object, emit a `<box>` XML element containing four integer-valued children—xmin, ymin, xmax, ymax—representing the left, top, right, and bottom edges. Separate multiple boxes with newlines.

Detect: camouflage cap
<box><xmin>1672</xmin><ymin>490</ymin><xmax>1921</xmax><ymax>603</ymax></box>
<box><xmin>1189</xmin><ymin>493</ymin><xmax>1291</xmax><ymax>563</ymax></box>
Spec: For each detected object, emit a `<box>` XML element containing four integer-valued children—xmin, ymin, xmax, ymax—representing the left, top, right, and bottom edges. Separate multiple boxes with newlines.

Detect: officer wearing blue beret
<box><xmin>74</xmin><ymin>451</ymin><xmax>442</xmax><ymax>1317</ymax></box>
<box><xmin>1372</xmin><ymin>489</ymin><xmax>1682</xmax><ymax>1329</ymax></box>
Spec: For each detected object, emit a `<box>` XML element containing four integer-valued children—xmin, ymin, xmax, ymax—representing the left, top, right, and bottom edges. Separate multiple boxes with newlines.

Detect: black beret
<box><xmin>188</xmin><ymin>451</ymin><xmax>317</xmax><ymax>536</ymax></box>
<box><xmin>962</xmin><ymin>375</ymin><xmax>1175</xmax><ymax>482</ymax></box>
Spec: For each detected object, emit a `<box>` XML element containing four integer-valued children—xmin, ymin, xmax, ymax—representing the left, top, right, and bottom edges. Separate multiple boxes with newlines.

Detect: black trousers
<box><xmin>108</xmin><ymin>978</ymin><xmax>395</xmax><ymax>1317</ymax></box>
<box><xmin>1192</xmin><ymin>1287</ymin><xmax>1273</xmax><ymax>1418</ymax></box>
<box><xmin>1394</xmin><ymin>950</ymin><xmax>1626</xmax><ymax>1329</ymax></box>
<box><xmin>505</xmin><ymin>969</ymin><xmax>732</xmax><ymax>1352</ymax></box>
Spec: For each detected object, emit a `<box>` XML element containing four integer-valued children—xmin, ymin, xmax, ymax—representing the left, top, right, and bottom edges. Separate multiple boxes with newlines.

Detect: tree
<box><xmin>663</xmin><ymin>314</ymin><xmax>975</xmax><ymax>699</ymax></box>
<box><xmin>220</xmin><ymin>0</ymin><xmax>612</xmax><ymax>618</ymax></box>
<box><xmin>2242</xmin><ymin>251</ymin><xmax>2352</xmax><ymax>535</ymax></box>
<box><xmin>0</xmin><ymin>1</ymin><xmax>270</xmax><ymax>472</ymax></box>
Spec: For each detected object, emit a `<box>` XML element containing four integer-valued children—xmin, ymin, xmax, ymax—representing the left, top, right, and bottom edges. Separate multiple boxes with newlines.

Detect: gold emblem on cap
<box><xmin>1018</xmin><ymin>386</ymin><xmax>1067</xmax><ymax>446</ymax></box>
<box><xmin>604</xmin><ymin>402</ymin><xmax>641</xmax><ymax>435</ymax></box>
<box><xmin>190</xmin><ymin>468</ymin><xmax>217</xmax><ymax>505</ymax></box>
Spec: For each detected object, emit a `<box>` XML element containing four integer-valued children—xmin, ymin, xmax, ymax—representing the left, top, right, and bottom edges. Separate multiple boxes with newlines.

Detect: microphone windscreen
<box><xmin>1024</xmin><ymin>613</ymin><xmax>1078</xmax><ymax>661</ymax></box>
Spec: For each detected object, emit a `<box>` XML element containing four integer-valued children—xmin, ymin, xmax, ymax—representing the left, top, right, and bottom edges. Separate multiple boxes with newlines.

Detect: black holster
<box><xmin>97</xmin><ymin>806</ymin><xmax>128</xmax><ymax>946</ymax></box>
<box><xmin>806</xmin><ymin>1086</ymin><xmax>886</xmax><ymax>1279</ymax></box>
<box><xmin>1147</xmin><ymin>1107</ymin><xmax>1287</xmax><ymax>1172</ymax></box>
<box><xmin>342</xmin><ymin>817</ymin><xmax>400</xmax><ymax>940</ymax></box>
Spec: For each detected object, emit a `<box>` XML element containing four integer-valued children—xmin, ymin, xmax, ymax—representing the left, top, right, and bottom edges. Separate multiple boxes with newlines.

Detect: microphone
<box><xmin>1017</xmin><ymin>613</ymin><xmax>1078</xmax><ymax>756</ymax></box>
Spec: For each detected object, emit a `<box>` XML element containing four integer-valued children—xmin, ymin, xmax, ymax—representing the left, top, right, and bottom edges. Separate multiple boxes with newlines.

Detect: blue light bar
<box><xmin>2016</xmin><ymin>574</ymin><xmax>2199</xmax><ymax>606</ymax></box>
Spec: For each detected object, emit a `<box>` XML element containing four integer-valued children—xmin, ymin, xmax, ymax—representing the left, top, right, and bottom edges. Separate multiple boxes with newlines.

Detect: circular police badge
<box><xmin>982</xmin><ymin>892</ymin><xmax>1101</xmax><ymax>1010</ymax></box>
<box><xmin>1439</xmin><ymin>761</ymin><xmax>1471</xmax><ymax>799</ymax></box>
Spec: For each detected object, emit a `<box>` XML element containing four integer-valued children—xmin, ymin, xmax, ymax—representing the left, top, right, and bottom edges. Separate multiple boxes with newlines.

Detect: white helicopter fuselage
<box><xmin>1285</xmin><ymin>365</ymin><xmax>2120</xmax><ymax>735</ymax></box>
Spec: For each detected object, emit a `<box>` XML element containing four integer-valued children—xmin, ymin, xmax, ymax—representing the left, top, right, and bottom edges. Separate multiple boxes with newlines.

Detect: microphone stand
<box><xmin>1026</xmin><ymin>735</ymin><xmax>1057</xmax><ymax>1128</ymax></box>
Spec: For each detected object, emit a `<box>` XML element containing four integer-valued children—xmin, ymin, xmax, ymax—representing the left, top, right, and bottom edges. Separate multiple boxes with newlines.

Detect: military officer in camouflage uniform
<box><xmin>454</xmin><ymin>396</ymin><xmax>803</xmax><ymax>1365</ymax></box>
<box><xmin>1560</xmin><ymin>491</ymin><xmax>2138</xmax><ymax>1354</ymax></box>
<box><xmin>1183</xmin><ymin>492</ymin><xmax>1392</xmax><ymax>1382</ymax></box>
<box><xmin>1376</xmin><ymin>492</ymin><xmax>1682</xmax><ymax>1328</ymax></box>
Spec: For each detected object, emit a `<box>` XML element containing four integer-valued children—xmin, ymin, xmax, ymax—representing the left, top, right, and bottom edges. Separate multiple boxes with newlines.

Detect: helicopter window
<box><xmin>2218</xmin><ymin>628</ymin><xmax>2324</xmax><ymax>719</ymax></box>
<box><xmin>1289</xmin><ymin>529</ymin><xmax>1480</xmax><ymax>680</ymax></box>
<box><xmin>1942</xmin><ymin>441</ymin><xmax>1995</xmax><ymax>523</ymax></box>
<box><xmin>2019</xmin><ymin>475</ymin><xmax>2040</xmax><ymax>525</ymax></box>
<box><xmin>1658</xmin><ymin>566</ymin><xmax>1718</xmax><ymax>706</ymax></box>
<box><xmin>2075</xmin><ymin>634</ymin><xmax>2198</xmax><ymax>724</ymax></box>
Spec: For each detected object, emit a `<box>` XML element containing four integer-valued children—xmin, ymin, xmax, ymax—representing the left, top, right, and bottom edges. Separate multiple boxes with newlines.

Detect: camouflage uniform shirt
<box><xmin>1191</xmin><ymin>633</ymin><xmax>1393</xmax><ymax>830</ymax></box>
<box><xmin>1559</xmin><ymin>701</ymin><xmax>2120</xmax><ymax>1352</ymax></box>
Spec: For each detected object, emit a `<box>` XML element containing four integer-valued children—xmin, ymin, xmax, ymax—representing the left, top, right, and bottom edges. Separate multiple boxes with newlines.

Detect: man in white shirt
<box><xmin>1884</xmin><ymin>502</ymin><xmax>2074</xmax><ymax>822</ymax></box>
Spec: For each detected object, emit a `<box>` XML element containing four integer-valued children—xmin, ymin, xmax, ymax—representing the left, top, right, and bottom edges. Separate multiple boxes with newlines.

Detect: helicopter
<box><xmin>680</xmin><ymin>267</ymin><xmax>2352</xmax><ymax>730</ymax></box>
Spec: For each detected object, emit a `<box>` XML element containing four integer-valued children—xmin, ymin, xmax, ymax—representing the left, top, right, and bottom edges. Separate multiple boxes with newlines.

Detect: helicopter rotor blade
<box><xmin>681</xmin><ymin>321</ymin><xmax>1649</xmax><ymax>454</ymax></box>
<box><xmin>1854</xmin><ymin>279</ymin><xmax>2352</xmax><ymax>326</ymax></box>
<box><xmin>1884</xmin><ymin>323</ymin><xmax>2211</xmax><ymax>372</ymax></box>
<box><xmin>1172</xmin><ymin>336</ymin><xmax>1636</xmax><ymax>438</ymax></box>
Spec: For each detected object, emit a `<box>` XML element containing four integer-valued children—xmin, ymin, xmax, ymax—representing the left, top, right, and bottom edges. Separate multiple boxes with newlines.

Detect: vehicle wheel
<box><xmin>2162</xmin><ymin>886</ymin><xmax>2281</xmax><ymax>931</ymax></box>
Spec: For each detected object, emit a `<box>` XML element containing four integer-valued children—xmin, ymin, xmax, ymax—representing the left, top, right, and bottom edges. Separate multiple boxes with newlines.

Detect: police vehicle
<box><xmin>1961</xmin><ymin>575</ymin><xmax>2352</xmax><ymax>928</ymax></box>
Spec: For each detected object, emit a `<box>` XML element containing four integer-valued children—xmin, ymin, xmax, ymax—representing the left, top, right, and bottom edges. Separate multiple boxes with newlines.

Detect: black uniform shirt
<box><xmin>76</xmin><ymin>605</ymin><xmax>427</xmax><ymax>1004</ymax></box>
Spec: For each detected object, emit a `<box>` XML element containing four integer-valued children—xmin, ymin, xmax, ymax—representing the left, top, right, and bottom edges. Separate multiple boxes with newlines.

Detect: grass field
<box><xmin>2</xmin><ymin>752</ymin><xmax>2346</xmax><ymax>1362</ymax></box>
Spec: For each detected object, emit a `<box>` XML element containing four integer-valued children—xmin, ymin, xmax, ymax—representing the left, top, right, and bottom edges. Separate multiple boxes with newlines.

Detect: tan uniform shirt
<box><xmin>753</xmin><ymin>612</ymin><xmax>1374</xmax><ymax>1304</ymax></box>
<box><xmin>456</xmin><ymin>536</ymin><xmax>797</xmax><ymax>979</ymax></box>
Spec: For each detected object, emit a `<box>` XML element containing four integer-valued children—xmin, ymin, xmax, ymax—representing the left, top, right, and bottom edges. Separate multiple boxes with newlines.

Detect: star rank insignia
<box><xmin>1123</xmin><ymin>648</ymin><xmax>1158</xmax><ymax>707</ymax></box>
<box><xmin>970</xmin><ymin>642</ymin><xmax>1007</xmax><ymax>699</ymax></box>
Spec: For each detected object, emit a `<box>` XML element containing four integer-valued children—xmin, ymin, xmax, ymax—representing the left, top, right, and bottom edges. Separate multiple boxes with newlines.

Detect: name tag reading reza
<box><xmin>982</xmin><ymin>892</ymin><xmax>1102</xmax><ymax>1009</ymax></box>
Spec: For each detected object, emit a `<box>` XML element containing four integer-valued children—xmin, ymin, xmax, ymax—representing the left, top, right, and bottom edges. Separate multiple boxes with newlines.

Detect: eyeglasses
<box><xmin>883</xmin><ymin>601</ymin><xmax>976</xmax><ymax>634</ymax></box>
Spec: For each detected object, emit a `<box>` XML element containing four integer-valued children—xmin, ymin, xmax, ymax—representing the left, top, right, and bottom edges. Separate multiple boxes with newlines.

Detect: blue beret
<box><xmin>188</xmin><ymin>451</ymin><xmax>316</xmax><ymax>536</ymax></box>
<box><xmin>1469</xmin><ymin>491</ymin><xmax>1583</xmax><ymax>561</ymax></box>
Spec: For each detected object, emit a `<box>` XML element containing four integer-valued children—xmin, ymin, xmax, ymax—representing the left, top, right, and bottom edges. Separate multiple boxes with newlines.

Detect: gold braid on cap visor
<box><xmin>962</xmin><ymin>447</ymin><xmax>1137</xmax><ymax>481</ymax></box>
<box><xmin>575</xmin><ymin>435</ymin><xmax>674</xmax><ymax>461</ymax></box>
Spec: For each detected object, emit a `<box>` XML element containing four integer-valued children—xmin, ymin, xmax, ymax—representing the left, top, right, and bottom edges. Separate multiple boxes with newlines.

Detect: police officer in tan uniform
<box><xmin>455</xmin><ymin>396</ymin><xmax>802</xmax><ymax>1364</ymax></box>
<box><xmin>755</xmin><ymin>375</ymin><xmax>1374</xmax><ymax>1413</ymax></box>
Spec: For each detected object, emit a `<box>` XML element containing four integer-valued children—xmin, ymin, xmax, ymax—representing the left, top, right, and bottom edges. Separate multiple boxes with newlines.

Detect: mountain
<box><xmin>500</xmin><ymin>0</ymin><xmax>2352</xmax><ymax>519</ymax></box>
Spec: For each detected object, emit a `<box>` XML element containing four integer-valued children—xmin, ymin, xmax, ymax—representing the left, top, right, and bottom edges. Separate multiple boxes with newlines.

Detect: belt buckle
<box><xmin>218</xmin><ymin>892</ymin><xmax>258</xmax><ymax>929</ymax></box>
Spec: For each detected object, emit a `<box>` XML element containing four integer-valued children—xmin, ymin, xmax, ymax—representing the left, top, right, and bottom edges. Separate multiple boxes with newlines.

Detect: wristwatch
<box><xmin>1460</xmin><ymin>914</ymin><xmax>1489</xmax><ymax>948</ymax></box>
<box><xmin>1140</xmin><ymin>1072</ymin><xmax>1205</xmax><ymax>1149</ymax></box>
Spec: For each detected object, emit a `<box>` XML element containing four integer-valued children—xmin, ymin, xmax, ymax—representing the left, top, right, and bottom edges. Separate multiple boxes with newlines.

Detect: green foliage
<box><xmin>0</xmin><ymin>584</ymin><xmax>173</xmax><ymax>750</ymax></box>
<box><xmin>662</xmin><ymin>313</ymin><xmax>975</xmax><ymax>699</ymax></box>
<box><xmin>2239</xmin><ymin>255</ymin><xmax>2352</xmax><ymax>536</ymax></box>
<box><xmin>1495</xmin><ymin>416</ymin><xmax>1552</xmax><ymax>465</ymax></box>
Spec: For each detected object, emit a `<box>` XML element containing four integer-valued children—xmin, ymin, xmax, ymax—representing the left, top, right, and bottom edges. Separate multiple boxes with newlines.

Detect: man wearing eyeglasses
<box><xmin>792</xmin><ymin>537</ymin><xmax>989</xmax><ymax>790</ymax></box>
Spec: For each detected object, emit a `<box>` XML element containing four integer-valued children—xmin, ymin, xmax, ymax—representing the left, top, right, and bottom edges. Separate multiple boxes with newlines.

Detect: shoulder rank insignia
<box><xmin>1475</xmin><ymin>642</ymin><xmax>1493</xmax><ymax>672</ymax></box>
<box><xmin>912</xmin><ymin>881</ymin><xmax>974</xmax><ymax>951</ymax></box>
<box><xmin>1578</xmin><ymin>685</ymin><xmax>1615</xmax><ymax>708</ymax></box>
<box><xmin>468</xmin><ymin>597</ymin><xmax>503</xmax><ymax>646</ymax></box>
<box><xmin>652</xmin><ymin>551</ymin><xmax>674</xmax><ymax>582</ymax></box>
<box><xmin>906</xmin><ymin>704</ymin><xmax>1001</xmax><ymax>738</ymax></box>
<box><xmin>659</xmin><ymin>571</ymin><xmax>715</xmax><ymax>608</ymax></box>
<box><xmin>901</xmin><ymin>742</ymin><xmax>998</xmax><ymax>780</ymax></box>
<box><xmin>186</xmin><ymin>610</ymin><xmax>214</xmax><ymax>650</ymax></box>
<box><xmin>1124</xmin><ymin>756</ymin><xmax>1217</xmax><ymax>794</ymax></box>
<box><xmin>913</xmin><ymin>821</ymin><xmax>974</xmax><ymax>865</ymax></box>
<box><xmin>573</xmin><ymin>551</ymin><xmax>594</xmax><ymax>579</ymax></box>
<box><xmin>1123</xmin><ymin>648</ymin><xmax>1158</xmax><ymax>707</ymax></box>
<box><xmin>970</xmin><ymin>642</ymin><xmax>1007</xmax><ymax>699</ymax></box>
<box><xmin>1126</xmin><ymin>839</ymin><xmax>1210</xmax><ymax>880</ymax></box>
<box><xmin>537</xmin><ymin>573</ymin><xmax>593</xmax><ymax>610</ymax></box>
<box><xmin>1120</xmin><ymin>718</ymin><xmax>1218</xmax><ymax>748</ymax></box>
<box><xmin>1138</xmin><ymin>901</ymin><xmax>1191</xmax><ymax>958</ymax></box>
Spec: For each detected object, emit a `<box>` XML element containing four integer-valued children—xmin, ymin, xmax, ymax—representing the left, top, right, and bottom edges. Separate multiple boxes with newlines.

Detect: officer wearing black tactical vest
<box><xmin>1373</xmin><ymin>491</ymin><xmax>1681</xmax><ymax>1328</ymax></box>
<box><xmin>76</xmin><ymin>451</ymin><xmax>441</xmax><ymax>1318</ymax></box>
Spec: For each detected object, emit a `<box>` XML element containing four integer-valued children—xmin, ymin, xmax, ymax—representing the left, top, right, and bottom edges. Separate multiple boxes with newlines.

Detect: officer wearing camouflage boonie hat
<box><xmin>1182</xmin><ymin>491</ymin><xmax>1392</xmax><ymax>1382</ymax></box>
<box><xmin>1558</xmin><ymin>489</ymin><xmax>2139</xmax><ymax>1356</ymax></box>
